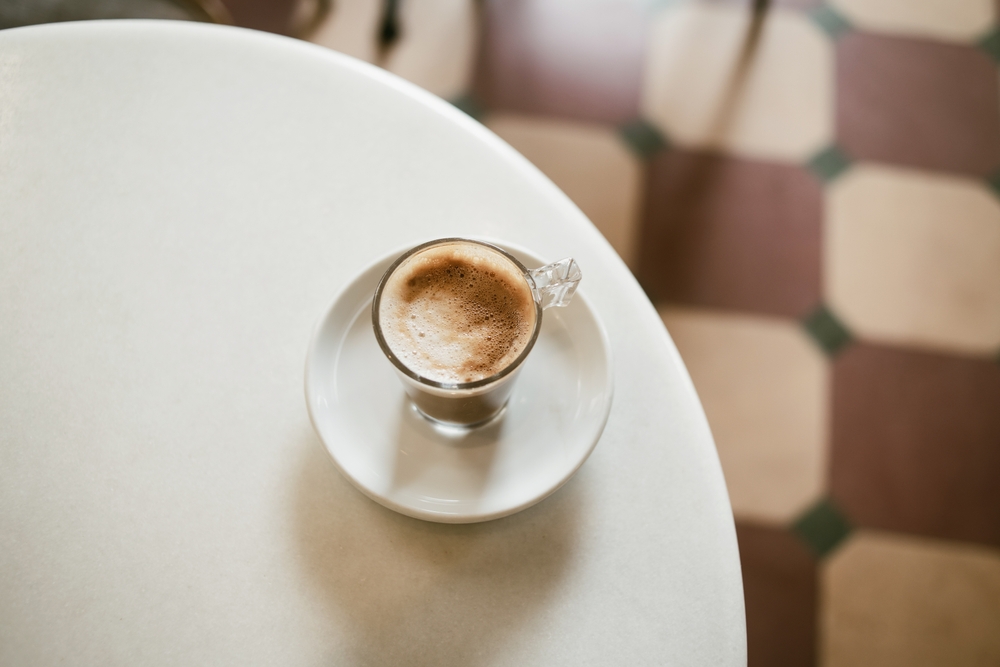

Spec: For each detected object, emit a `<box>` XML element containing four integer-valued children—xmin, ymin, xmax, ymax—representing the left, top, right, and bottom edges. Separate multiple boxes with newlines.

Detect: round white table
<box><xmin>0</xmin><ymin>21</ymin><xmax>745</xmax><ymax>666</ymax></box>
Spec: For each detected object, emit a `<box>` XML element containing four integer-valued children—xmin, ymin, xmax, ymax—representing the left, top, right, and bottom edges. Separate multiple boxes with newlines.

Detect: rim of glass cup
<box><xmin>371</xmin><ymin>237</ymin><xmax>544</xmax><ymax>391</ymax></box>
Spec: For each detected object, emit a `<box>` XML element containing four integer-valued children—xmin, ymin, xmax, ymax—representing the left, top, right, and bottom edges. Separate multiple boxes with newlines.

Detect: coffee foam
<box><xmin>378</xmin><ymin>243</ymin><xmax>537</xmax><ymax>384</ymax></box>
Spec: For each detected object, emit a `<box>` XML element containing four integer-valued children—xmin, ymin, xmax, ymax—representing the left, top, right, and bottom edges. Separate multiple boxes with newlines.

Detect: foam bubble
<box><xmin>378</xmin><ymin>242</ymin><xmax>537</xmax><ymax>384</ymax></box>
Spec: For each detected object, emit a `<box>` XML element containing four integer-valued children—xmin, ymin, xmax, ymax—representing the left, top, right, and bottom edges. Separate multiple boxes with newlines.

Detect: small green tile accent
<box><xmin>987</xmin><ymin>168</ymin><xmax>1000</xmax><ymax>199</ymax></box>
<box><xmin>793</xmin><ymin>498</ymin><xmax>852</xmax><ymax>558</ymax></box>
<box><xmin>808</xmin><ymin>145</ymin><xmax>852</xmax><ymax>183</ymax></box>
<box><xmin>803</xmin><ymin>305</ymin><xmax>853</xmax><ymax>356</ymax></box>
<box><xmin>450</xmin><ymin>94</ymin><xmax>485</xmax><ymax>122</ymax></box>
<box><xmin>978</xmin><ymin>28</ymin><xmax>1000</xmax><ymax>63</ymax></box>
<box><xmin>619</xmin><ymin>119</ymin><xmax>669</xmax><ymax>160</ymax></box>
<box><xmin>809</xmin><ymin>5</ymin><xmax>852</xmax><ymax>39</ymax></box>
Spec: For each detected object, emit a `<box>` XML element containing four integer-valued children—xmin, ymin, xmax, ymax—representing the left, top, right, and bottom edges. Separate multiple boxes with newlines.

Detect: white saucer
<box><xmin>304</xmin><ymin>243</ymin><xmax>614</xmax><ymax>523</ymax></box>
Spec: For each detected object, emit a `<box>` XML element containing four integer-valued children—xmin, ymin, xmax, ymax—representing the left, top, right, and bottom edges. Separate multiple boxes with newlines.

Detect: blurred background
<box><xmin>3</xmin><ymin>1</ymin><xmax>999</xmax><ymax>664</ymax></box>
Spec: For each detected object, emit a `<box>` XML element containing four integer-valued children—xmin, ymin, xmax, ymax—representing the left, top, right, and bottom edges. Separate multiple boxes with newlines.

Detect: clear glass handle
<box><xmin>527</xmin><ymin>258</ymin><xmax>582</xmax><ymax>309</ymax></box>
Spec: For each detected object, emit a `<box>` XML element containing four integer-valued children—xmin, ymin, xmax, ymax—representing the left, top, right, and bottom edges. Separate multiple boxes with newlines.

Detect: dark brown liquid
<box><xmin>379</xmin><ymin>243</ymin><xmax>537</xmax><ymax>384</ymax></box>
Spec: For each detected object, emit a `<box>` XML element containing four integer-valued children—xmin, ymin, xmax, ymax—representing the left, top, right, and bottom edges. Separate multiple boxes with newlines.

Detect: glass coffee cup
<box><xmin>372</xmin><ymin>238</ymin><xmax>581</xmax><ymax>427</ymax></box>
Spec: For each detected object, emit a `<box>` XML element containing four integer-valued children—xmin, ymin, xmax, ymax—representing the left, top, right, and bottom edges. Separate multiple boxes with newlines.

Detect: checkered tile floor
<box><xmin>9</xmin><ymin>0</ymin><xmax>1000</xmax><ymax>663</ymax></box>
<box><xmin>320</xmin><ymin>3</ymin><xmax>1000</xmax><ymax>664</ymax></box>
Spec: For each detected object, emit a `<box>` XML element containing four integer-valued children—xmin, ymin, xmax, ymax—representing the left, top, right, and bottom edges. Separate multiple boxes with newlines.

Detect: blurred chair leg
<box><xmin>379</xmin><ymin>0</ymin><xmax>401</xmax><ymax>54</ymax></box>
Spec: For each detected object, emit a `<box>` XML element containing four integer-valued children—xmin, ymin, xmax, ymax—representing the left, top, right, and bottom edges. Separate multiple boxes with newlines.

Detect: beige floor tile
<box><xmin>823</xmin><ymin>532</ymin><xmax>1000</xmax><ymax>667</ymax></box>
<box><xmin>309</xmin><ymin>0</ymin><xmax>382</xmax><ymax>64</ymax></box>
<box><xmin>830</xmin><ymin>0</ymin><xmax>995</xmax><ymax>43</ymax></box>
<box><xmin>383</xmin><ymin>0</ymin><xmax>478</xmax><ymax>100</ymax></box>
<box><xmin>641</xmin><ymin>2</ymin><xmax>833</xmax><ymax>163</ymax></box>
<box><xmin>487</xmin><ymin>113</ymin><xmax>643</xmax><ymax>269</ymax></box>
<box><xmin>826</xmin><ymin>164</ymin><xmax>1000</xmax><ymax>357</ymax></box>
<box><xmin>659</xmin><ymin>307</ymin><xmax>828</xmax><ymax>523</ymax></box>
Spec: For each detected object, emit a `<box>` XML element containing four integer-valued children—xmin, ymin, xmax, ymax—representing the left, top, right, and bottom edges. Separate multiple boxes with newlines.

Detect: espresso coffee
<box><xmin>378</xmin><ymin>242</ymin><xmax>537</xmax><ymax>385</ymax></box>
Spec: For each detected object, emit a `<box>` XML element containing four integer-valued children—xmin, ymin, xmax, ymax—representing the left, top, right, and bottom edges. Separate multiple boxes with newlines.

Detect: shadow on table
<box><xmin>292</xmin><ymin>432</ymin><xmax>582</xmax><ymax>666</ymax></box>
<box><xmin>388</xmin><ymin>398</ymin><xmax>501</xmax><ymax>499</ymax></box>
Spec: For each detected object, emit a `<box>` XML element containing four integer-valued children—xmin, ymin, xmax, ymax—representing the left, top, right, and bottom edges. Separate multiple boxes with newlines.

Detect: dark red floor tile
<box><xmin>223</xmin><ymin>0</ymin><xmax>297</xmax><ymax>34</ymax></box>
<box><xmin>472</xmin><ymin>0</ymin><xmax>648</xmax><ymax>124</ymax></box>
<box><xmin>837</xmin><ymin>32</ymin><xmax>1000</xmax><ymax>177</ymax></box>
<box><xmin>637</xmin><ymin>150</ymin><xmax>822</xmax><ymax>318</ymax></box>
<box><xmin>737</xmin><ymin>523</ymin><xmax>818</xmax><ymax>667</ymax></box>
<box><xmin>831</xmin><ymin>344</ymin><xmax>1000</xmax><ymax>547</ymax></box>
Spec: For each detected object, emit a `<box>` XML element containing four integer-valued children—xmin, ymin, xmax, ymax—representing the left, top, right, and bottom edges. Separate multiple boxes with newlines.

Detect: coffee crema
<box><xmin>377</xmin><ymin>242</ymin><xmax>537</xmax><ymax>385</ymax></box>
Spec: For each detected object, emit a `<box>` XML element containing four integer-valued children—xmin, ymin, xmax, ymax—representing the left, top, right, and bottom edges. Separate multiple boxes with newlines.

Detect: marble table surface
<box><xmin>0</xmin><ymin>20</ymin><xmax>745</xmax><ymax>666</ymax></box>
